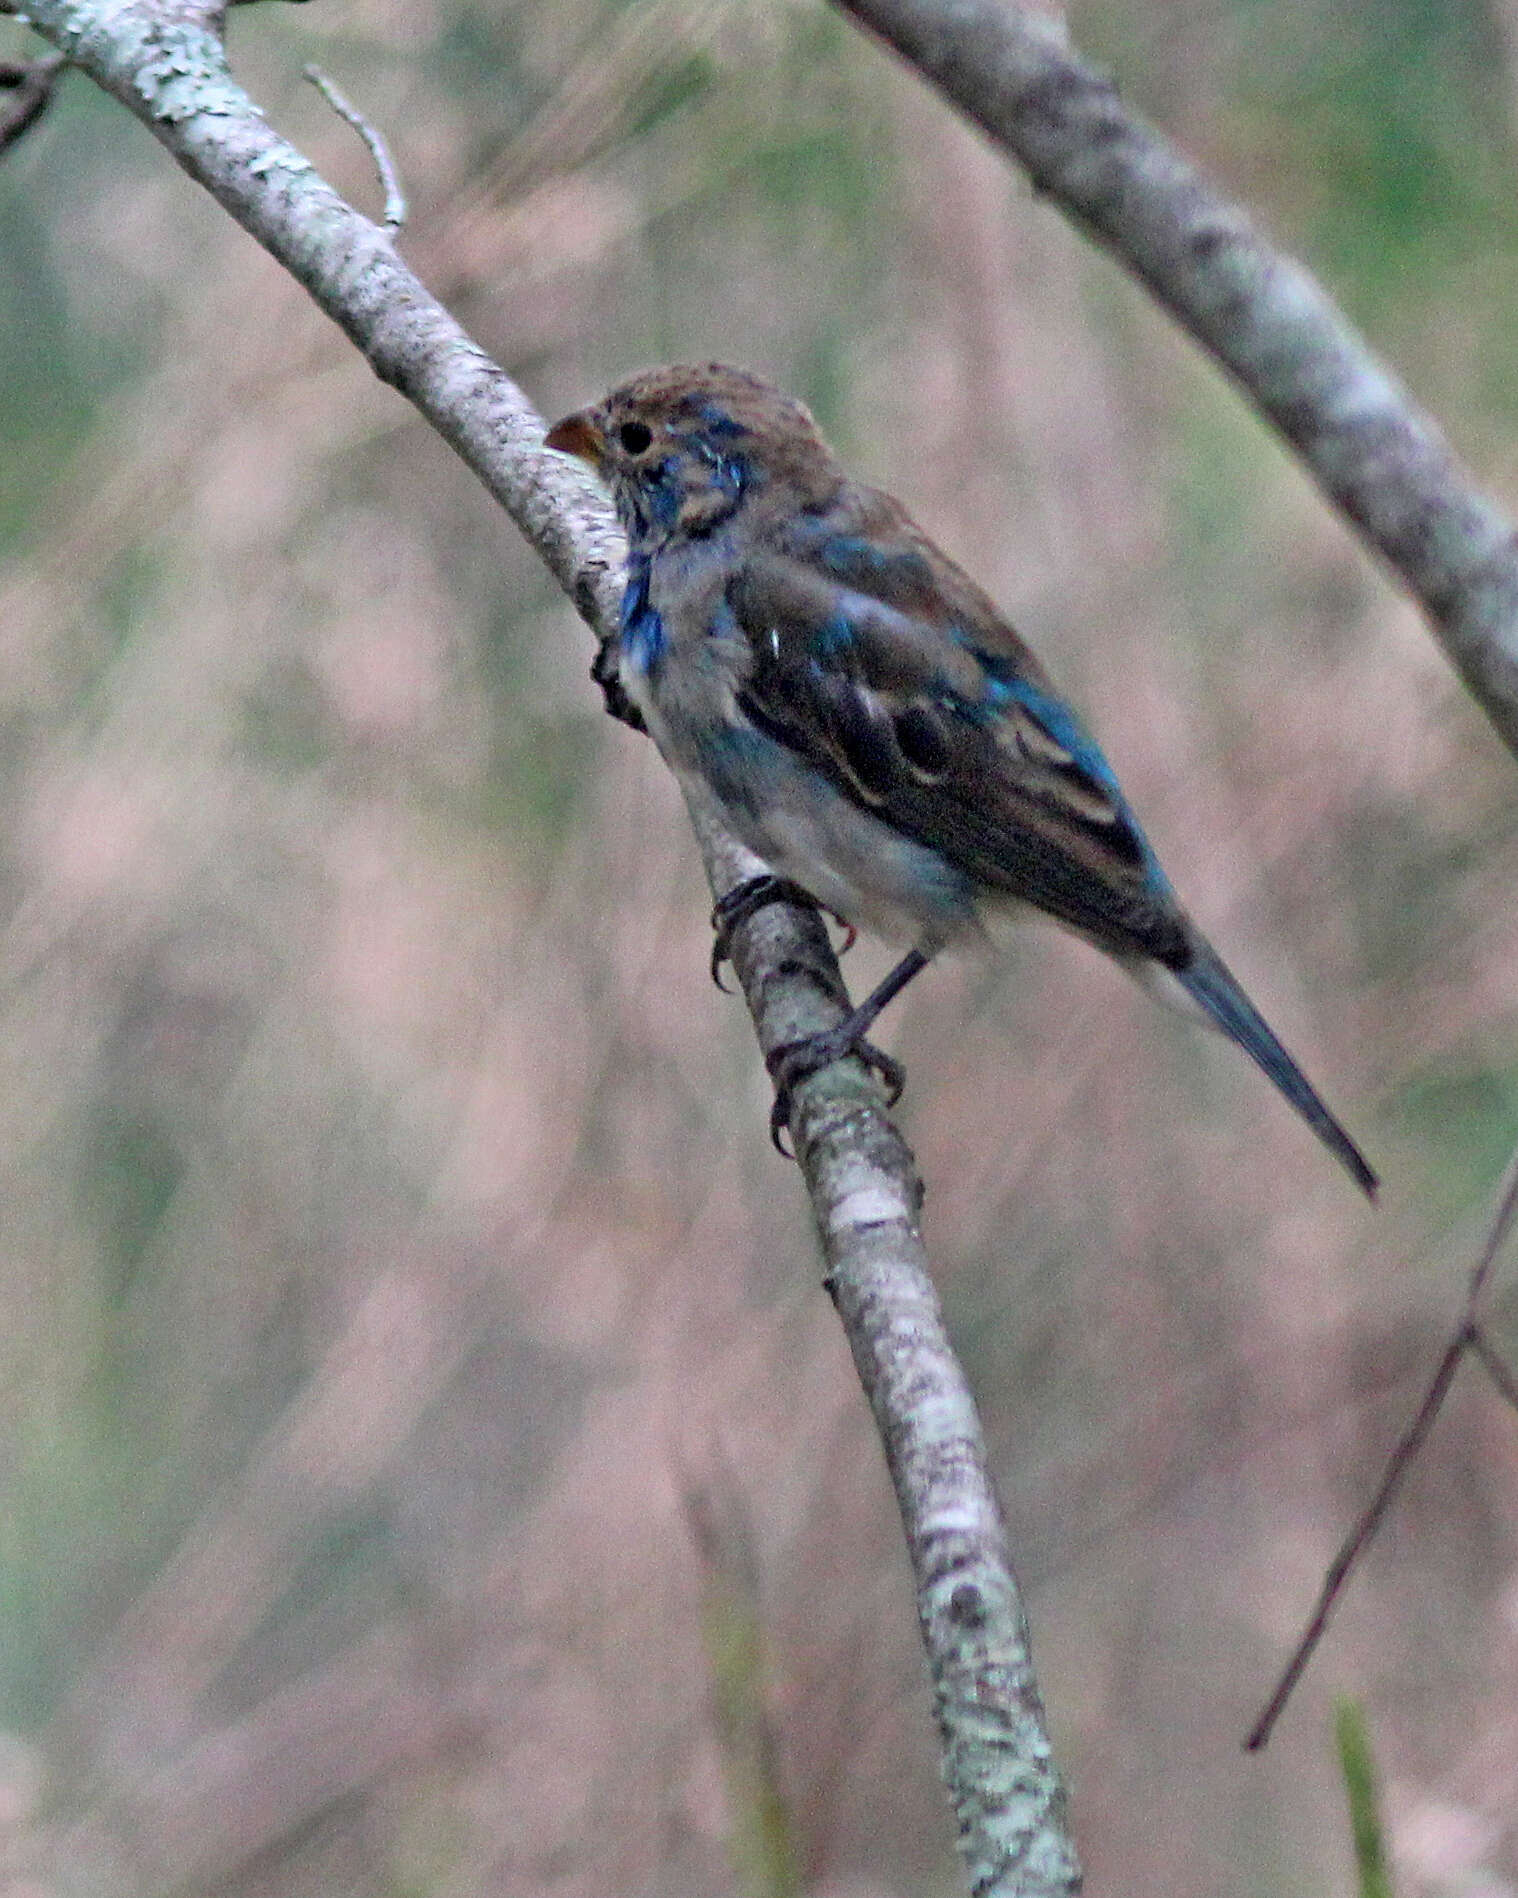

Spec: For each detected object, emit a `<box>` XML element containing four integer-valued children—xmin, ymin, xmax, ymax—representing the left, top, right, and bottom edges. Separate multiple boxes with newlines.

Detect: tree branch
<box><xmin>12</xmin><ymin>4</ymin><xmax>1078</xmax><ymax>1891</ymax></box>
<box><xmin>689</xmin><ymin>802</ymin><xmax>1080</xmax><ymax>1897</ymax></box>
<box><xmin>831</xmin><ymin>0</ymin><xmax>1518</xmax><ymax>763</ymax></box>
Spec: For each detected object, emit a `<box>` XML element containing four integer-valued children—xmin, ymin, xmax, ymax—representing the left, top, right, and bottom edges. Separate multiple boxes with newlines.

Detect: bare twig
<box><xmin>304</xmin><ymin>63</ymin><xmax>406</xmax><ymax>234</ymax></box>
<box><xmin>0</xmin><ymin>49</ymin><xmax>65</xmax><ymax>153</ymax></box>
<box><xmin>1247</xmin><ymin>1148</ymin><xmax>1518</xmax><ymax>1749</ymax></box>
<box><xmin>1244</xmin><ymin>1327</ymin><xmax>1468</xmax><ymax>1753</ymax></box>
<box><xmin>1468</xmin><ymin>1324</ymin><xmax>1518</xmax><ymax>1414</ymax></box>
<box><xmin>830</xmin><ymin>0</ymin><xmax>1518</xmax><ymax>765</ymax></box>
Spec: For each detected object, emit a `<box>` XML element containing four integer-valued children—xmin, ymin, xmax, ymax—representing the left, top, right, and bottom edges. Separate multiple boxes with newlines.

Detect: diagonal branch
<box><xmin>831</xmin><ymin>0</ymin><xmax>1518</xmax><ymax>763</ymax></box>
<box><xmin>1243</xmin><ymin>1324</ymin><xmax>1469</xmax><ymax>1753</ymax></box>
<box><xmin>1468</xmin><ymin>1324</ymin><xmax>1518</xmax><ymax>1414</ymax></box>
<box><xmin>1247</xmin><ymin>1145</ymin><xmax>1518</xmax><ymax>1748</ymax></box>
<box><xmin>12</xmin><ymin>4</ymin><xmax>1079</xmax><ymax>1892</ymax></box>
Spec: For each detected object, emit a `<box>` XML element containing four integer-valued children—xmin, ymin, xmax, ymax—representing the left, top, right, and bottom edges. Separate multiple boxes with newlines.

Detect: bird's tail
<box><xmin>1173</xmin><ymin>943</ymin><xmax>1378</xmax><ymax>1200</ymax></box>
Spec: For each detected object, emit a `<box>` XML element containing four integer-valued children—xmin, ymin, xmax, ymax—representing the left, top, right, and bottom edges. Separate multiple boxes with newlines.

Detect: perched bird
<box><xmin>546</xmin><ymin>364</ymin><xmax>1376</xmax><ymax>1196</ymax></box>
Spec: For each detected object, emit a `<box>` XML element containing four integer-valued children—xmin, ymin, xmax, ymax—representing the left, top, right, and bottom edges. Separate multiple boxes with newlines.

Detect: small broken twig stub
<box><xmin>304</xmin><ymin>63</ymin><xmax>407</xmax><ymax>234</ymax></box>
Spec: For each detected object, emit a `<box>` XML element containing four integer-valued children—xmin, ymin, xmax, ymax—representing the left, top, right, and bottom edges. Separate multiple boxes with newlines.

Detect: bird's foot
<box><xmin>590</xmin><ymin>640</ymin><xmax>646</xmax><ymax>732</ymax></box>
<box><xmin>765</xmin><ymin>1027</ymin><xmax>904</xmax><ymax>1156</ymax></box>
<box><xmin>709</xmin><ymin>875</ymin><xmax>855</xmax><ymax>990</ymax></box>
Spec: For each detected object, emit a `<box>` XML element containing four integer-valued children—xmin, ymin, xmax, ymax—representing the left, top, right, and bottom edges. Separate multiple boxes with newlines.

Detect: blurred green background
<box><xmin>1</xmin><ymin>0</ymin><xmax>1517</xmax><ymax>1892</ymax></box>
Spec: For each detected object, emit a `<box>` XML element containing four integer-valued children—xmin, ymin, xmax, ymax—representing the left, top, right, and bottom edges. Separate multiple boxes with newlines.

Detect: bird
<box><xmin>545</xmin><ymin>363</ymin><xmax>1377</xmax><ymax>1197</ymax></box>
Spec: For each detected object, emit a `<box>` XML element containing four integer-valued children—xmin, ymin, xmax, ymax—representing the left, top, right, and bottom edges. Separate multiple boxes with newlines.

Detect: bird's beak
<box><xmin>544</xmin><ymin>407</ymin><xmax>607</xmax><ymax>467</ymax></box>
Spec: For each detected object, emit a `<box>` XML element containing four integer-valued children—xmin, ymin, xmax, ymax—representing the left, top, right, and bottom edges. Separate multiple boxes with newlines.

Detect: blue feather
<box><xmin>992</xmin><ymin>671</ymin><xmax>1124</xmax><ymax>804</ymax></box>
<box><xmin>620</xmin><ymin>551</ymin><xmax>665</xmax><ymax>672</ymax></box>
<box><xmin>1177</xmin><ymin>944</ymin><xmax>1377</xmax><ymax>1197</ymax></box>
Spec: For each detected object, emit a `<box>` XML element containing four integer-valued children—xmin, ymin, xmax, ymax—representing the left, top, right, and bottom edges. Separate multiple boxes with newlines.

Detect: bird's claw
<box><xmin>765</xmin><ymin>1029</ymin><xmax>905</xmax><ymax>1156</ymax></box>
<box><xmin>709</xmin><ymin>875</ymin><xmax>822</xmax><ymax>990</ymax></box>
<box><xmin>590</xmin><ymin>640</ymin><xmax>646</xmax><ymax>732</ymax></box>
<box><xmin>709</xmin><ymin>876</ymin><xmax>857</xmax><ymax>990</ymax></box>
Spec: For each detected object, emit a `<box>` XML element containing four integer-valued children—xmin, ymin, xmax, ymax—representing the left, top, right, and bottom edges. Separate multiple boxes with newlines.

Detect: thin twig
<box><xmin>0</xmin><ymin>49</ymin><xmax>65</xmax><ymax>154</ymax></box>
<box><xmin>1247</xmin><ymin>1143</ymin><xmax>1518</xmax><ymax>1749</ymax></box>
<box><xmin>304</xmin><ymin>63</ymin><xmax>407</xmax><ymax>233</ymax></box>
<box><xmin>1468</xmin><ymin>1325</ymin><xmax>1518</xmax><ymax>1414</ymax></box>
<box><xmin>1244</xmin><ymin>1328</ymin><xmax>1468</xmax><ymax>1752</ymax></box>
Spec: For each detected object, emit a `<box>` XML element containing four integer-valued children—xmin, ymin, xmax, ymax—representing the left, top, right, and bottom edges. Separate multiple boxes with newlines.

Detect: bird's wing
<box><xmin>728</xmin><ymin>520</ymin><xmax>1188</xmax><ymax>963</ymax></box>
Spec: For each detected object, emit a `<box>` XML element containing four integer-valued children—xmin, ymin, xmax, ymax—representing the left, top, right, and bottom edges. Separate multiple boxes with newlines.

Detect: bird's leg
<box><xmin>767</xmin><ymin>946</ymin><xmax>932</xmax><ymax>1153</ymax></box>
<box><xmin>709</xmin><ymin>875</ymin><xmax>855</xmax><ymax>990</ymax></box>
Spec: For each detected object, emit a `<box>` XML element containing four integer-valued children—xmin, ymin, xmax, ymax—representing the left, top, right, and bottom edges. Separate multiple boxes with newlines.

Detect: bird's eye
<box><xmin>617</xmin><ymin>420</ymin><xmax>654</xmax><ymax>456</ymax></box>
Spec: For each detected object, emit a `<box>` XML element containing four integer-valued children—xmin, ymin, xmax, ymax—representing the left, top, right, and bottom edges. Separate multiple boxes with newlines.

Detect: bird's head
<box><xmin>545</xmin><ymin>363</ymin><xmax>842</xmax><ymax>546</ymax></box>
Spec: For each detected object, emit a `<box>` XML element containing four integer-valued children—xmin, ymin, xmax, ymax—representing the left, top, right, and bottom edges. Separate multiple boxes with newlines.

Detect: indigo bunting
<box><xmin>547</xmin><ymin>364</ymin><xmax>1376</xmax><ymax>1196</ymax></box>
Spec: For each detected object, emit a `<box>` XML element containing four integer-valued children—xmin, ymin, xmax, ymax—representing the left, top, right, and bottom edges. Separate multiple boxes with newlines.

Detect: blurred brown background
<box><xmin>1</xmin><ymin>1</ymin><xmax>1517</xmax><ymax>1893</ymax></box>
